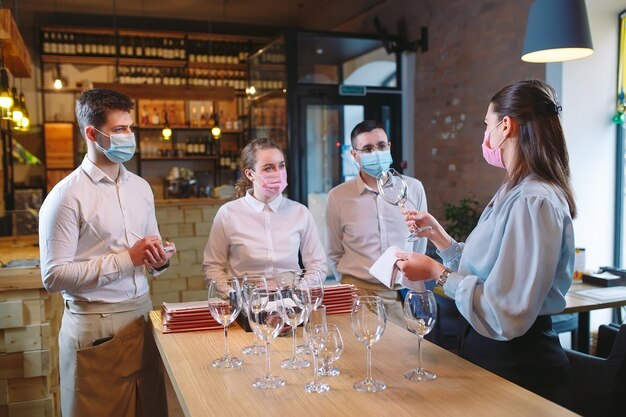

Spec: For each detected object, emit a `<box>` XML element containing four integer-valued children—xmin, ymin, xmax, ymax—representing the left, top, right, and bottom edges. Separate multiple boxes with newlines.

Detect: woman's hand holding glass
<box><xmin>351</xmin><ymin>296</ymin><xmax>387</xmax><ymax>393</ymax></box>
<box><xmin>248</xmin><ymin>287</ymin><xmax>287</xmax><ymax>389</ymax></box>
<box><xmin>241</xmin><ymin>274</ymin><xmax>267</xmax><ymax>355</ymax></box>
<box><xmin>403</xmin><ymin>290</ymin><xmax>437</xmax><ymax>381</ymax></box>
<box><xmin>207</xmin><ymin>277</ymin><xmax>242</xmax><ymax>368</ymax></box>
<box><xmin>401</xmin><ymin>208</ymin><xmax>452</xmax><ymax>251</ymax></box>
<box><xmin>376</xmin><ymin>169</ymin><xmax>431</xmax><ymax>242</ymax></box>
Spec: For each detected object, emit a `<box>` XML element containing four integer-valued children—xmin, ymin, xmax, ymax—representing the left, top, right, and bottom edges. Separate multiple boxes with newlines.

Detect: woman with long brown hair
<box><xmin>396</xmin><ymin>80</ymin><xmax>575</xmax><ymax>406</ymax></box>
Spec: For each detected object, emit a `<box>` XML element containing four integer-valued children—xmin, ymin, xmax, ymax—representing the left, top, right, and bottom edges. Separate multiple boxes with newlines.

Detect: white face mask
<box><xmin>94</xmin><ymin>127</ymin><xmax>136</xmax><ymax>163</ymax></box>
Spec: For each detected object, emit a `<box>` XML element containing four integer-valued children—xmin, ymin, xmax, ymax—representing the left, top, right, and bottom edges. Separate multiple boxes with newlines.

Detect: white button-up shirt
<box><xmin>203</xmin><ymin>190</ymin><xmax>327</xmax><ymax>282</ymax></box>
<box><xmin>326</xmin><ymin>174</ymin><xmax>428</xmax><ymax>283</ymax></box>
<box><xmin>39</xmin><ymin>157</ymin><xmax>163</xmax><ymax>303</ymax></box>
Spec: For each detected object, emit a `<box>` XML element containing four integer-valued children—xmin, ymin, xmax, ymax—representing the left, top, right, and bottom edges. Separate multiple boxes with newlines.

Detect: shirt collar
<box><xmin>244</xmin><ymin>189</ymin><xmax>283</xmax><ymax>213</ymax></box>
<box><xmin>356</xmin><ymin>173</ymin><xmax>377</xmax><ymax>195</ymax></box>
<box><xmin>81</xmin><ymin>156</ymin><xmax>130</xmax><ymax>184</ymax></box>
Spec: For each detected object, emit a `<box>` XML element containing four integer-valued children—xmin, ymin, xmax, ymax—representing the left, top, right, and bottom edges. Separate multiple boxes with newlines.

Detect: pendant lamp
<box><xmin>522</xmin><ymin>0</ymin><xmax>593</xmax><ymax>63</ymax></box>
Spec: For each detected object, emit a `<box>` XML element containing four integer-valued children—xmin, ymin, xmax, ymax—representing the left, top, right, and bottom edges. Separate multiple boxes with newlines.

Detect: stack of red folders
<box><xmin>322</xmin><ymin>284</ymin><xmax>357</xmax><ymax>315</ymax></box>
<box><xmin>159</xmin><ymin>301</ymin><xmax>223</xmax><ymax>333</ymax></box>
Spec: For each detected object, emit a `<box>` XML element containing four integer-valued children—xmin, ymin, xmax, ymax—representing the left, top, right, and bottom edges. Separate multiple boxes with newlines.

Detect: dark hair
<box><xmin>75</xmin><ymin>89</ymin><xmax>134</xmax><ymax>138</ymax></box>
<box><xmin>234</xmin><ymin>138</ymin><xmax>283</xmax><ymax>198</ymax></box>
<box><xmin>350</xmin><ymin>120</ymin><xmax>387</xmax><ymax>148</ymax></box>
<box><xmin>491</xmin><ymin>80</ymin><xmax>576</xmax><ymax>218</ymax></box>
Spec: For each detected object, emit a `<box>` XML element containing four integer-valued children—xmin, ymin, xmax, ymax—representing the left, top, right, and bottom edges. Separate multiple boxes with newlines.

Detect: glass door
<box><xmin>296</xmin><ymin>94</ymin><xmax>401</xmax><ymax>251</ymax></box>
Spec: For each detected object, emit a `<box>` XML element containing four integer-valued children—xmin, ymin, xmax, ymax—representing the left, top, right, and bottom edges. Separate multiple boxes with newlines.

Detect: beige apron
<box><xmin>340</xmin><ymin>275</ymin><xmax>406</xmax><ymax>327</ymax></box>
<box><xmin>59</xmin><ymin>294</ymin><xmax>166</xmax><ymax>417</ymax></box>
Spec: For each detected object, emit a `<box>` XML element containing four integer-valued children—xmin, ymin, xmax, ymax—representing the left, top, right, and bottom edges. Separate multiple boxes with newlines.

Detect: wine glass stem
<box><xmin>223</xmin><ymin>324</ymin><xmax>229</xmax><ymax>358</ymax></box>
<box><xmin>365</xmin><ymin>344</ymin><xmax>372</xmax><ymax>382</ymax></box>
<box><xmin>264</xmin><ymin>342</ymin><xmax>271</xmax><ymax>378</ymax></box>
<box><xmin>312</xmin><ymin>352</ymin><xmax>320</xmax><ymax>385</ymax></box>
<box><xmin>291</xmin><ymin>326</ymin><xmax>297</xmax><ymax>357</ymax></box>
<box><xmin>417</xmin><ymin>335</ymin><xmax>423</xmax><ymax>371</ymax></box>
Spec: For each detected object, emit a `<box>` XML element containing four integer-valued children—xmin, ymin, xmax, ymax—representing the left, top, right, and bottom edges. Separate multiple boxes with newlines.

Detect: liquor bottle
<box><xmin>199</xmin><ymin>136</ymin><xmax>206</xmax><ymax>155</ymax></box>
<box><xmin>141</xmin><ymin>106</ymin><xmax>150</xmax><ymax>126</ymax></box>
<box><xmin>186</xmin><ymin>139</ymin><xmax>194</xmax><ymax>156</ymax></box>
<box><xmin>151</xmin><ymin>108</ymin><xmax>160</xmax><ymax>125</ymax></box>
<box><xmin>200</xmin><ymin>106</ymin><xmax>208</xmax><ymax>127</ymax></box>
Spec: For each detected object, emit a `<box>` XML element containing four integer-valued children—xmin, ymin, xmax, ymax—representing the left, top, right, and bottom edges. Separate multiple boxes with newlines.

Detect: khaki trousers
<box><xmin>58</xmin><ymin>293</ymin><xmax>166</xmax><ymax>417</ymax></box>
<box><xmin>340</xmin><ymin>275</ymin><xmax>407</xmax><ymax>327</ymax></box>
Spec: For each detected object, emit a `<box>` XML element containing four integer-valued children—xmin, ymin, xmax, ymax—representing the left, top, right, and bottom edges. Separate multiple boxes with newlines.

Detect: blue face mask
<box><xmin>359</xmin><ymin>150</ymin><xmax>393</xmax><ymax>178</ymax></box>
<box><xmin>94</xmin><ymin>128</ymin><xmax>136</xmax><ymax>163</ymax></box>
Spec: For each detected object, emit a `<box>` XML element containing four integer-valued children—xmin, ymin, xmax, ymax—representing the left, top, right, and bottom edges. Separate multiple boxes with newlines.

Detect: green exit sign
<box><xmin>339</xmin><ymin>85</ymin><xmax>367</xmax><ymax>96</ymax></box>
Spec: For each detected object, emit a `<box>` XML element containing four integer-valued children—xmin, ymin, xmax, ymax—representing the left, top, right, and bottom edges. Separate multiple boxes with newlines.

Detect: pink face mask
<box><xmin>482</xmin><ymin>120</ymin><xmax>507</xmax><ymax>169</ymax></box>
<box><xmin>250</xmin><ymin>169</ymin><xmax>288</xmax><ymax>199</ymax></box>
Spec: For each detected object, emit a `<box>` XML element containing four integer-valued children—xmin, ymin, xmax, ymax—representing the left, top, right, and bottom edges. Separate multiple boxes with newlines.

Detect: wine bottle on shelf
<box><xmin>186</xmin><ymin>139</ymin><xmax>193</xmax><ymax>156</ymax></box>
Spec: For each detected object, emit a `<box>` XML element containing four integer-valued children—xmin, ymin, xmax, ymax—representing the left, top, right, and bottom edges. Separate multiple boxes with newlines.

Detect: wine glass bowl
<box><xmin>317</xmin><ymin>324</ymin><xmax>344</xmax><ymax>377</ymax></box>
<box><xmin>376</xmin><ymin>169</ymin><xmax>432</xmax><ymax>241</ymax></box>
<box><xmin>351</xmin><ymin>296</ymin><xmax>387</xmax><ymax>393</ymax></box>
<box><xmin>248</xmin><ymin>287</ymin><xmax>287</xmax><ymax>389</ymax></box>
<box><xmin>403</xmin><ymin>290</ymin><xmax>437</xmax><ymax>382</ymax></box>
<box><xmin>276</xmin><ymin>271</ymin><xmax>311</xmax><ymax>370</ymax></box>
<box><xmin>241</xmin><ymin>274</ymin><xmax>268</xmax><ymax>355</ymax></box>
<box><xmin>207</xmin><ymin>277</ymin><xmax>242</xmax><ymax>368</ymax></box>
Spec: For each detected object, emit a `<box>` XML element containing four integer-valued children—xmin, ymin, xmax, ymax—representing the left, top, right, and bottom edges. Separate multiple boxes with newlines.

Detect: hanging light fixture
<box><xmin>522</xmin><ymin>0</ymin><xmax>593</xmax><ymax>63</ymax></box>
<box><xmin>11</xmin><ymin>87</ymin><xmax>23</xmax><ymax>123</ymax></box>
<box><xmin>53</xmin><ymin>64</ymin><xmax>67</xmax><ymax>89</ymax></box>
<box><xmin>15</xmin><ymin>91</ymin><xmax>29</xmax><ymax>131</ymax></box>
<box><xmin>0</xmin><ymin>48</ymin><xmax>13</xmax><ymax>115</ymax></box>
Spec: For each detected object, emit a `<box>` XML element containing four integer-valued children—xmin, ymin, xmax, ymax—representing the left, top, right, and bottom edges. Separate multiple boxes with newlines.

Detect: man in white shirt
<box><xmin>39</xmin><ymin>89</ymin><xmax>174</xmax><ymax>417</ymax></box>
<box><xmin>326</xmin><ymin>120</ymin><xmax>428</xmax><ymax>325</ymax></box>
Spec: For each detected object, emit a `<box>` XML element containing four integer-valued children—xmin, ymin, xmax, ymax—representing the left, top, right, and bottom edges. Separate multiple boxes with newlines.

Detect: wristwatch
<box><xmin>154</xmin><ymin>260</ymin><xmax>170</xmax><ymax>272</ymax></box>
<box><xmin>436</xmin><ymin>267</ymin><xmax>452</xmax><ymax>287</ymax></box>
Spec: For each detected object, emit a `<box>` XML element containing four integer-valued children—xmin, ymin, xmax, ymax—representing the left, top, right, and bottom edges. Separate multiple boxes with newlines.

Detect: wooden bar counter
<box><xmin>0</xmin><ymin>236</ymin><xmax>62</xmax><ymax>417</ymax></box>
<box><xmin>151</xmin><ymin>312</ymin><xmax>576</xmax><ymax>417</ymax></box>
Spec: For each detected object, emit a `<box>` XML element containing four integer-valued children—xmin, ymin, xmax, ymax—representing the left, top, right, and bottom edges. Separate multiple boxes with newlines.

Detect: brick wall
<box><xmin>150</xmin><ymin>201</ymin><xmax>223</xmax><ymax>307</ymax></box>
<box><xmin>337</xmin><ymin>0</ymin><xmax>544</xmax><ymax>221</ymax></box>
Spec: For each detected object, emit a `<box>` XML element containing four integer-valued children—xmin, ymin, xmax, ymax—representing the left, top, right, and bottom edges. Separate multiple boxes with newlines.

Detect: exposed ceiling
<box><xmin>17</xmin><ymin>0</ymin><xmax>388</xmax><ymax>32</ymax></box>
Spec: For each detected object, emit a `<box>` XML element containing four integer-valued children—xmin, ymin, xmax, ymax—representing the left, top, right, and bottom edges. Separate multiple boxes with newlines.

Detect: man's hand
<box><xmin>129</xmin><ymin>236</ymin><xmax>162</xmax><ymax>267</ymax></box>
<box><xmin>144</xmin><ymin>240</ymin><xmax>176</xmax><ymax>270</ymax></box>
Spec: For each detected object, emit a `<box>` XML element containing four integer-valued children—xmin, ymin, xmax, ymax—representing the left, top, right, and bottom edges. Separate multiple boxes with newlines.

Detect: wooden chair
<box><xmin>565</xmin><ymin>324</ymin><xmax>626</xmax><ymax>417</ymax></box>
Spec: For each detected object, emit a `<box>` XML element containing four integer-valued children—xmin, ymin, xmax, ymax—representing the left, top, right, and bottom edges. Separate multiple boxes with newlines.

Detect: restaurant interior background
<box><xmin>0</xmin><ymin>0</ymin><xmax>623</xmax><ymax>333</ymax></box>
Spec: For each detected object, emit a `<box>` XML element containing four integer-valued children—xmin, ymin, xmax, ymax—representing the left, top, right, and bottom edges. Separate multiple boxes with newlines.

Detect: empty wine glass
<box><xmin>297</xmin><ymin>270</ymin><xmax>325</xmax><ymax>354</ymax></box>
<box><xmin>275</xmin><ymin>271</ymin><xmax>311</xmax><ymax>370</ymax></box>
<box><xmin>376</xmin><ymin>168</ymin><xmax>432</xmax><ymax>241</ymax></box>
<box><xmin>248</xmin><ymin>287</ymin><xmax>287</xmax><ymax>389</ymax></box>
<box><xmin>207</xmin><ymin>277</ymin><xmax>242</xmax><ymax>368</ymax></box>
<box><xmin>241</xmin><ymin>274</ymin><xmax>268</xmax><ymax>355</ymax></box>
<box><xmin>317</xmin><ymin>323</ymin><xmax>344</xmax><ymax>377</ymax></box>
<box><xmin>352</xmin><ymin>296</ymin><xmax>387</xmax><ymax>393</ymax></box>
<box><xmin>403</xmin><ymin>290</ymin><xmax>437</xmax><ymax>381</ymax></box>
<box><xmin>305</xmin><ymin>324</ymin><xmax>342</xmax><ymax>393</ymax></box>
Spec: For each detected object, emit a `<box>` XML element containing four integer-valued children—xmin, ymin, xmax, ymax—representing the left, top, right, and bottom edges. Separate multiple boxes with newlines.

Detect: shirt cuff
<box><xmin>116</xmin><ymin>251</ymin><xmax>135</xmax><ymax>278</ymax></box>
<box><xmin>437</xmin><ymin>239</ymin><xmax>462</xmax><ymax>262</ymax></box>
<box><xmin>443</xmin><ymin>272</ymin><xmax>463</xmax><ymax>299</ymax></box>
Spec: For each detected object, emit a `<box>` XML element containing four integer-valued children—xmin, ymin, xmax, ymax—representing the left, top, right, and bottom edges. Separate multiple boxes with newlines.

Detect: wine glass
<box><xmin>241</xmin><ymin>274</ymin><xmax>268</xmax><ymax>356</ymax></box>
<box><xmin>376</xmin><ymin>168</ymin><xmax>432</xmax><ymax>241</ymax></box>
<box><xmin>403</xmin><ymin>290</ymin><xmax>437</xmax><ymax>381</ymax></box>
<box><xmin>275</xmin><ymin>272</ymin><xmax>311</xmax><ymax>370</ymax></box>
<box><xmin>297</xmin><ymin>270</ymin><xmax>325</xmax><ymax>354</ymax></box>
<box><xmin>317</xmin><ymin>323</ymin><xmax>344</xmax><ymax>377</ymax></box>
<box><xmin>248</xmin><ymin>287</ymin><xmax>287</xmax><ymax>389</ymax></box>
<box><xmin>305</xmin><ymin>324</ymin><xmax>343</xmax><ymax>393</ymax></box>
<box><xmin>207</xmin><ymin>277</ymin><xmax>242</xmax><ymax>368</ymax></box>
<box><xmin>351</xmin><ymin>296</ymin><xmax>387</xmax><ymax>393</ymax></box>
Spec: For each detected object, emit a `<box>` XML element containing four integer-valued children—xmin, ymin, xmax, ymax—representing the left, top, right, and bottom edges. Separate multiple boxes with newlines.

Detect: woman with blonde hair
<box><xmin>203</xmin><ymin>138</ymin><xmax>326</xmax><ymax>283</ymax></box>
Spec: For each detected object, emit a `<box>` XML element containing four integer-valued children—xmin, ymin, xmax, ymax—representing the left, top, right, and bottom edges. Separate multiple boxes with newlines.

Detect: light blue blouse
<box><xmin>438</xmin><ymin>177</ymin><xmax>575</xmax><ymax>341</ymax></box>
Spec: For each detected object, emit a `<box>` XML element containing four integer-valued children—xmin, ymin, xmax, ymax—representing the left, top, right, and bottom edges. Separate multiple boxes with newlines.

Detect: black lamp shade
<box><xmin>522</xmin><ymin>0</ymin><xmax>593</xmax><ymax>63</ymax></box>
